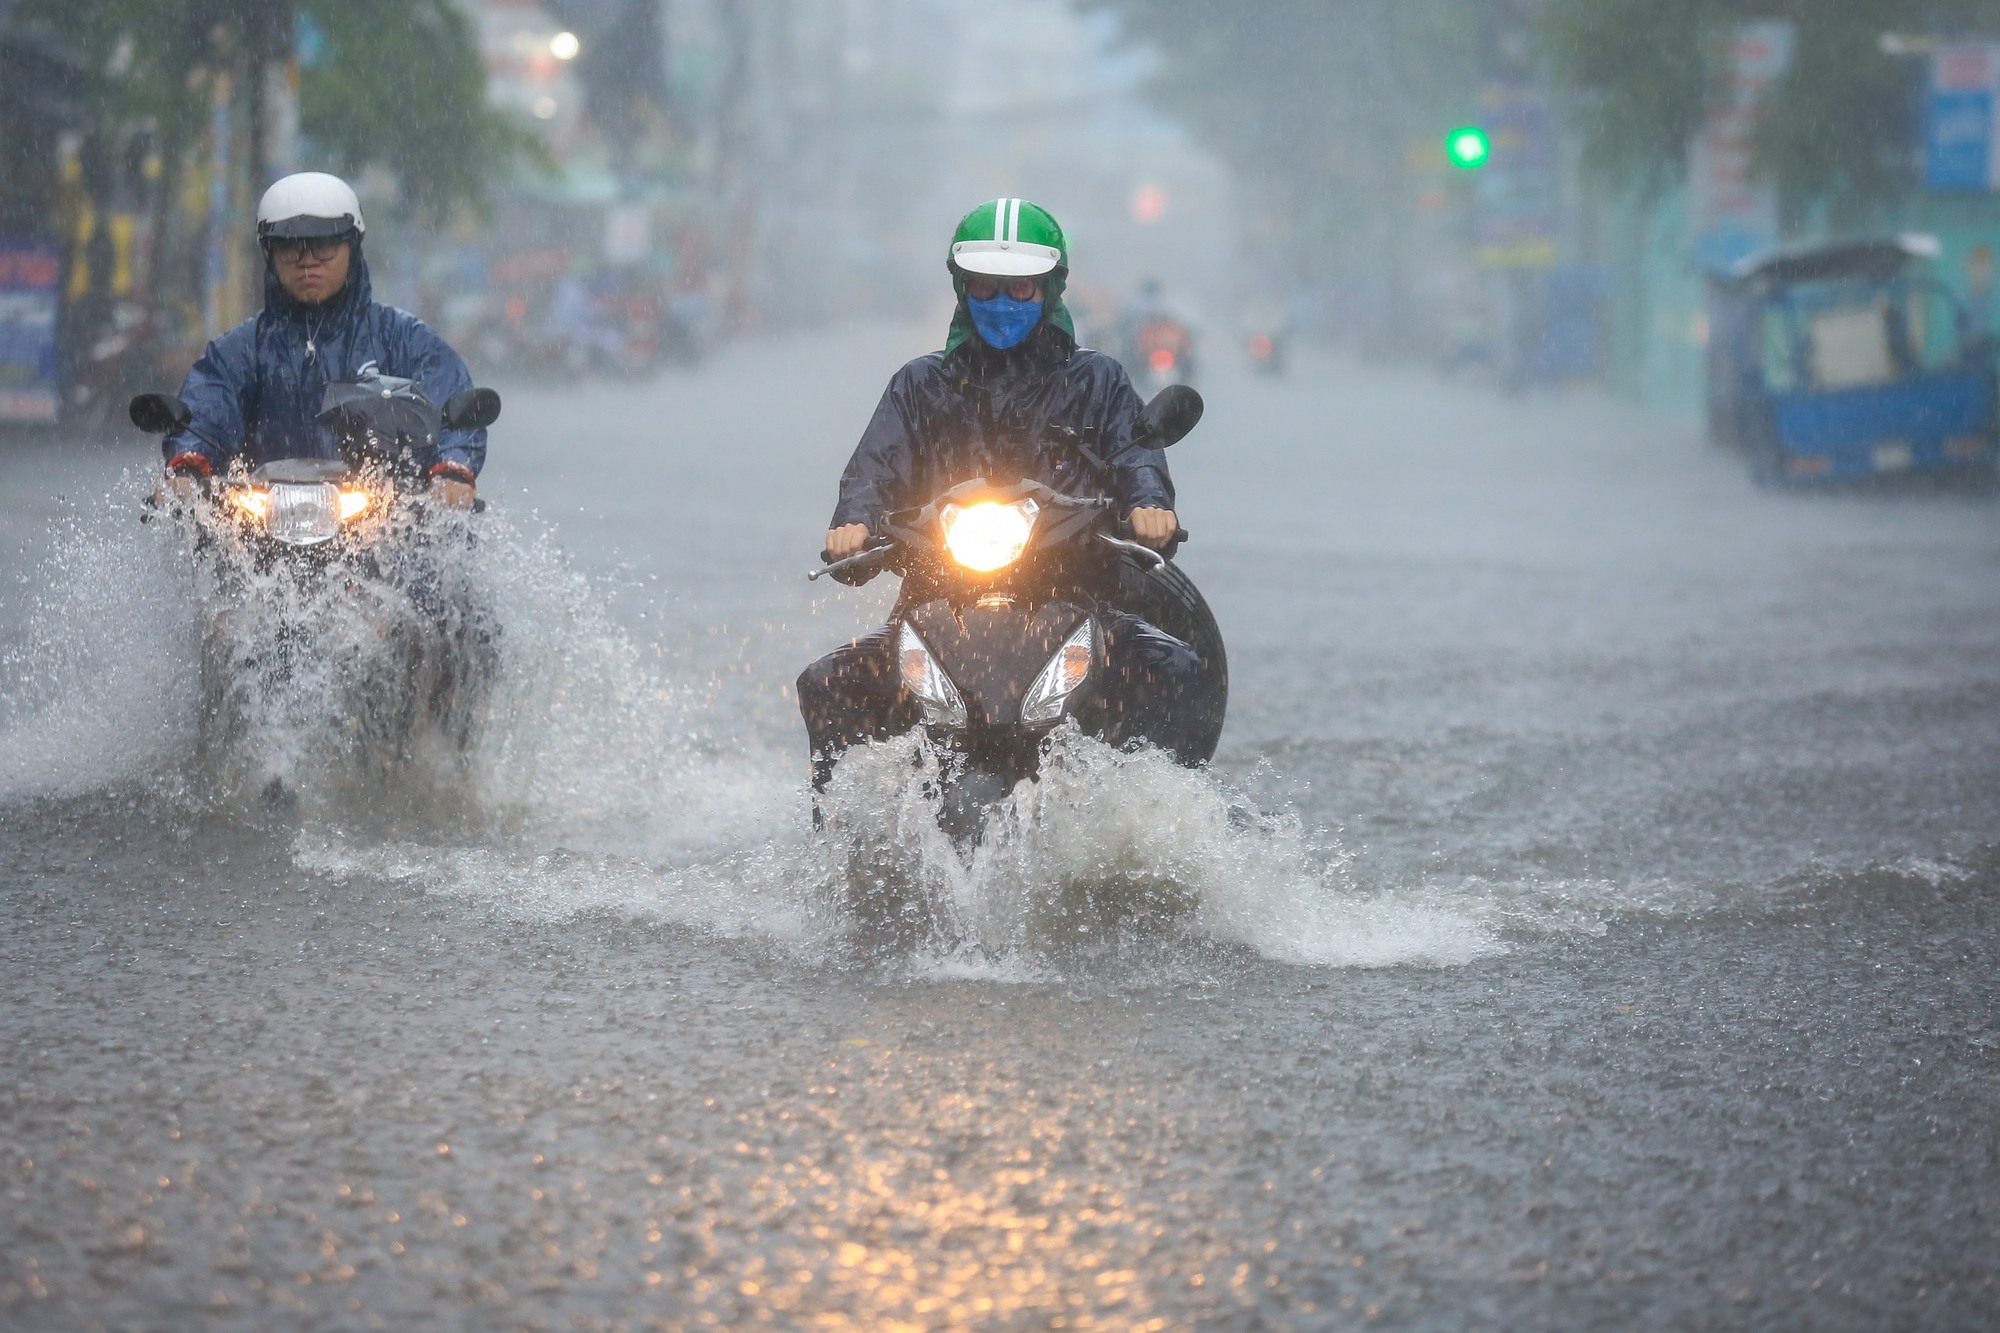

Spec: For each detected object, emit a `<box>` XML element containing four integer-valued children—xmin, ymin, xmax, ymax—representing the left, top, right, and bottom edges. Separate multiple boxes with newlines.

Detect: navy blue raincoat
<box><xmin>163</xmin><ymin>244</ymin><xmax>485</xmax><ymax>476</ymax></box>
<box><xmin>830</xmin><ymin>323</ymin><xmax>1171</xmax><ymax>531</ymax></box>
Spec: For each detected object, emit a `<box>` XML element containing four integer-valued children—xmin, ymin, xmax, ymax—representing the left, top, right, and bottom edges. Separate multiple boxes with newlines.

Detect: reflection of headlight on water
<box><xmin>940</xmin><ymin>499</ymin><xmax>1039</xmax><ymax>572</ymax></box>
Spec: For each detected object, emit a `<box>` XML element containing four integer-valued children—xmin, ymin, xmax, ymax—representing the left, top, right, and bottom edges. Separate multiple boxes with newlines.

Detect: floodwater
<box><xmin>3</xmin><ymin>327</ymin><xmax>1998</xmax><ymax>1330</ymax></box>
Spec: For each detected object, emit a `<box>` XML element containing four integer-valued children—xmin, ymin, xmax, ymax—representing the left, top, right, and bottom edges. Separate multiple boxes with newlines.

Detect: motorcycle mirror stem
<box><xmin>1135</xmin><ymin>385</ymin><xmax>1204</xmax><ymax>448</ymax></box>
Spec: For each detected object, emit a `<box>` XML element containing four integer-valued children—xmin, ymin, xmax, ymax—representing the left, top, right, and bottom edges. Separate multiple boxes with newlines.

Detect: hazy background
<box><xmin>4</xmin><ymin>0</ymin><xmax>1995</xmax><ymax>425</ymax></box>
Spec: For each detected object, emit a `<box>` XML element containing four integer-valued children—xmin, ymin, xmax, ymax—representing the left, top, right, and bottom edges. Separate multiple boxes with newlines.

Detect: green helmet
<box><xmin>948</xmin><ymin>198</ymin><xmax>1068</xmax><ymax>277</ymax></box>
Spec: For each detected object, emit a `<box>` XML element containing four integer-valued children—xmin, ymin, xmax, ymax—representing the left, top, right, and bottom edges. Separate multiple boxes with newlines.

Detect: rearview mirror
<box><xmin>442</xmin><ymin>387</ymin><xmax>502</xmax><ymax>432</ymax></box>
<box><xmin>129</xmin><ymin>393</ymin><xmax>191</xmax><ymax>435</ymax></box>
<box><xmin>1136</xmin><ymin>384</ymin><xmax>1203</xmax><ymax>447</ymax></box>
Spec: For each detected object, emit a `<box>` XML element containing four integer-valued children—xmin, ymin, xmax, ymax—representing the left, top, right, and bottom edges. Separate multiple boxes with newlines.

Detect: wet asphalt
<box><xmin>2</xmin><ymin>330</ymin><xmax>1998</xmax><ymax>1329</ymax></box>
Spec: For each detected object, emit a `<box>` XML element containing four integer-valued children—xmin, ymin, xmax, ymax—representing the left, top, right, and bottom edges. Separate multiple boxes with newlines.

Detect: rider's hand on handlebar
<box><xmin>1128</xmin><ymin>507</ymin><xmax>1178</xmax><ymax>549</ymax></box>
<box><xmin>825</xmin><ymin>523</ymin><xmax>871</xmax><ymax>560</ymax></box>
<box><xmin>431</xmin><ymin>478</ymin><xmax>477</xmax><ymax>510</ymax></box>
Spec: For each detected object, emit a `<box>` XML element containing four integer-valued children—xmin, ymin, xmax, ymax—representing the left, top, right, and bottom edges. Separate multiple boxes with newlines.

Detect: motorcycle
<box><xmin>1126</xmin><ymin>317</ymin><xmax>1198</xmax><ymax>396</ymax></box>
<box><xmin>1246</xmin><ymin>329</ymin><xmax>1284</xmax><ymax>377</ymax></box>
<box><xmin>809</xmin><ymin>385</ymin><xmax>1226</xmax><ymax>845</ymax></box>
<box><xmin>130</xmin><ymin>375</ymin><xmax>503</xmax><ymax>799</ymax></box>
<box><xmin>65</xmin><ymin>300</ymin><xmax>161</xmax><ymax>438</ymax></box>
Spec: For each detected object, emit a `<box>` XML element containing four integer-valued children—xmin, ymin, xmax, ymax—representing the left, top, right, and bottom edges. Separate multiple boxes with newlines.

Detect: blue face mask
<box><xmin>967</xmin><ymin>295</ymin><xmax>1044</xmax><ymax>350</ymax></box>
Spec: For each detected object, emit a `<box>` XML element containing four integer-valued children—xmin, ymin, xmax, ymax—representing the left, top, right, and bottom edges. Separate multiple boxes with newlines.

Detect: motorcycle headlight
<box><xmin>940</xmin><ymin>499</ymin><xmax>1039</xmax><ymax>573</ymax></box>
<box><xmin>263</xmin><ymin>482</ymin><xmax>342</xmax><ymax>546</ymax></box>
<box><xmin>227</xmin><ymin>487</ymin><xmax>271</xmax><ymax>522</ymax></box>
<box><xmin>898</xmin><ymin>623</ymin><xmax>968</xmax><ymax>729</ymax></box>
<box><xmin>1020</xmin><ymin>618</ymin><xmax>1095</xmax><ymax>724</ymax></box>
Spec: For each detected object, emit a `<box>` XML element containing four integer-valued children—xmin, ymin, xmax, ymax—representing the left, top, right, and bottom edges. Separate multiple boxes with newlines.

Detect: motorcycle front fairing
<box><xmin>903</xmin><ymin>598</ymin><xmax>1100</xmax><ymax>730</ymax></box>
<box><xmin>877</xmin><ymin>479</ymin><xmax>1120</xmax><ymax>787</ymax></box>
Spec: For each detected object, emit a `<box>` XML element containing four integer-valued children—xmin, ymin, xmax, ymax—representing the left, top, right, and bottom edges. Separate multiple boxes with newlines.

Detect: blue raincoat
<box><xmin>163</xmin><ymin>243</ymin><xmax>485</xmax><ymax>476</ymax></box>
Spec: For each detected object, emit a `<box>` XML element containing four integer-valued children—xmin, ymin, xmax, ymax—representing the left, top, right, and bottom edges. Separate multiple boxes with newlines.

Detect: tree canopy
<box><xmin>1082</xmin><ymin>1</ymin><xmax>1485</xmax><ymax>260</ymax></box>
<box><xmin>7</xmin><ymin>0</ymin><xmax>539</xmax><ymax>220</ymax></box>
<box><xmin>1540</xmin><ymin>0</ymin><xmax>1996</xmax><ymax>222</ymax></box>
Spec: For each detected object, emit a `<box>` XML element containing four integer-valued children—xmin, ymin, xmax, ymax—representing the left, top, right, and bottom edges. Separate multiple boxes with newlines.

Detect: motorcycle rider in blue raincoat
<box><xmin>797</xmin><ymin>197</ymin><xmax>1205</xmax><ymax>792</ymax></box>
<box><xmin>158</xmin><ymin>172</ymin><xmax>485</xmax><ymax>507</ymax></box>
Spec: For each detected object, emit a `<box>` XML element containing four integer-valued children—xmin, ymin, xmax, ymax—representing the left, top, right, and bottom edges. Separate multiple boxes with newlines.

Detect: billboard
<box><xmin>1927</xmin><ymin>44</ymin><xmax>2000</xmax><ymax>193</ymax></box>
<box><xmin>1688</xmin><ymin>22</ymin><xmax>1795</xmax><ymax>272</ymax></box>
<box><xmin>1475</xmin><ymin>86</ymin><xmax>1560</xmax><ymax>270</ymax></box>
<box><xmin>0</xmin><ymin>241</ymin><xmax>62</xmax><ymax>424</ymax></box>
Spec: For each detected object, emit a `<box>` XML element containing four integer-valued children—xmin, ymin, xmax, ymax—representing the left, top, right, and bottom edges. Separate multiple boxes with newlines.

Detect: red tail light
<box><xmin>1149</xmin><ymin>348</ymin><xmax>1176</xmax><ymax>372</ymax></box>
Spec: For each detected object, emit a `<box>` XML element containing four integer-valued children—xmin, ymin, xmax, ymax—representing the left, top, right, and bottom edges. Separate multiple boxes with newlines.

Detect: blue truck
<box><xmin>1705</xmin><ymin>234</ymin><xmax>1997</xmax><ymax>485</ymax></box>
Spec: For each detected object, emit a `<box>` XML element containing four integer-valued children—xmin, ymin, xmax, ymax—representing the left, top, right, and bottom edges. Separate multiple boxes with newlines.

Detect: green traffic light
<box><xmin>1446</xmin><ymin>125</ymin><xmax>1491</xmax><ymax>170</ymax></box>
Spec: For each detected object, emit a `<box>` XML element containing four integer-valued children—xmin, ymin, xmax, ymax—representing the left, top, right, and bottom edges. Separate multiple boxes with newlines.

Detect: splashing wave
<box><xmin>6</xmin><ymin>478</ymin><xmax>1502</xmax><ymax>970</ymax></box>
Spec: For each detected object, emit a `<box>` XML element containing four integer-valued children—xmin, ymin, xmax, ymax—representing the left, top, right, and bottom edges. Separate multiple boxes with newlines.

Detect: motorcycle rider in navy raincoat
<box><xmin>797</xmin><ymin>197</ymin><xmax>1205</xmax><ymax>792</ymax></box>
<box><xmin>158</xmin><ymin>172</ymin><xmax>485</xmax><ymax>507</ymax></box>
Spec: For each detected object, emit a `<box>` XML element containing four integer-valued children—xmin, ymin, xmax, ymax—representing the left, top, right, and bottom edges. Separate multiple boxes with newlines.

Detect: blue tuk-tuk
<box><xmin>1705</xmin><ymin>234</ymin><xmax>1997</xmax><ymax>484</ymax></box>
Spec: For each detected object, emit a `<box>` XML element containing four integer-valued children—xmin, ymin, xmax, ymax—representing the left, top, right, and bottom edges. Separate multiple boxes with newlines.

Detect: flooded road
<box><xmin>3</xmin><ymin>328</ymin><xmax>1998</xmax><ymax>1329</ymax></box>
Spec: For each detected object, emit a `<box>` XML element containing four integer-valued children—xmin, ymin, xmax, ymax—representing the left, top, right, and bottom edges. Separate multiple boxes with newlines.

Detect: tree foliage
<box><xmin>7</xmin><ymin>0</ymin><xmax>539</xmax><ymax>220</ymax></box>
<box><xmin>296</xmin><ymin>0</ymin><xmax>546</xmax><ymax>220</ymax></box>
<box><xmin>1080</xmin><ymin>1</ymin><xmax>1485</xmax><ymax>266</ymax></box>
<box><xmin>1540</xmin><ymin>0</ymin><xmax>1995</xmax><ymax>221</ymax></box>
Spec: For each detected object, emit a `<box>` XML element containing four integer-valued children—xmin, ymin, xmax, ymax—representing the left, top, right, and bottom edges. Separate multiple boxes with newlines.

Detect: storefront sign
<box><xmin>1688</xmin><ymin>22</ymin><xmax>1795</xmax><ymax>271</ymax></box>
<box><xmin>0</xmin><ymin>241</ymin><xmax>62</xmax><ymax>424</ymax></box>
<box><xmin>1927</xmin><ymin>44</ymin><xmax>2000</xmax><ymax>193</ymax></box>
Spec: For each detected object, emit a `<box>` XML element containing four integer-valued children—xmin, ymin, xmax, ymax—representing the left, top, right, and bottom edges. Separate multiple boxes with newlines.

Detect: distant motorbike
<box><xmin>1127</xmin><ymin>317</ymin><xmax>1197</xmax><ymax>396</ymax></box>
<box><xmin>130</xmin><ymin>375</ymin><xmax>503</xmax><ymax>790</ymax></box>
<box><xmin>1246</xmin><ymin>330</ymin><xmax>1284</xmax><ymax>377</ymax></box>
<box><xmin>809</xmin><ymin>385</ymin><xmax>1226</xmax><ymax>845</ymax></box>
<box><xmin>66</xmin><ymin>300</ymin><xmax>160</xmax><ymax>436</ymax></box>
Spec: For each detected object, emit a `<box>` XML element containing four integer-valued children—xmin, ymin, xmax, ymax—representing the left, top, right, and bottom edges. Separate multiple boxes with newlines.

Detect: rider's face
<box><xmin>270</xmin><ymin>239</ymin><xmax>351</xmax><ymax>306</ymax></box>
<box><xmin>963</xmin><ymin>273</ymin><xmax>1043</xmax><ymax>302</ymax></box>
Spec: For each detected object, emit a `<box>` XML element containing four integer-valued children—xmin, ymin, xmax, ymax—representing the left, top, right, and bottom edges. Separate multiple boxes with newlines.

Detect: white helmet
<box><xmin>256</xmin><ymin>172</ymin><xmax>365</xmax><ymax>243</ymax></box>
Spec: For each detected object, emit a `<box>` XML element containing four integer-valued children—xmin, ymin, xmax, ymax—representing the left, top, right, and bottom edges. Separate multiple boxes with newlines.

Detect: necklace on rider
<box><xmin>304</xmin><ymin>312</ymin><xmax>325</xmax><ymax>363</ymax></box>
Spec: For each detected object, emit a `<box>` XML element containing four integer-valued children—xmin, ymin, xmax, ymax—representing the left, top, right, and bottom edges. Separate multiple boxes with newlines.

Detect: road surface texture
<box><xmin>3</xmin><ymin>327</ymin><xmax>1997</xmax><ymax>1329</ymax></box>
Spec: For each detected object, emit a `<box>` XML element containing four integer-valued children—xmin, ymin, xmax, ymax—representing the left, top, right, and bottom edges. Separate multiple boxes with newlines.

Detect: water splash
<box><xmin>0</xmin><ymin>480</ymin><xmax>201</xmax><ymax>801</ymax></box>
<box><xmin>0</xmin><ymin>479</ymin><xmax>795</xmax><ymax>853</ymax></box>
<box><xmin>816</xmin><ymin>728</ymin><xmax>1500</xmax><ymax>969</ymax></box>
<box><xmin>0</xmin><ymin>478</ymin><xmax>1515</xmax><ymax>973</ymax></box>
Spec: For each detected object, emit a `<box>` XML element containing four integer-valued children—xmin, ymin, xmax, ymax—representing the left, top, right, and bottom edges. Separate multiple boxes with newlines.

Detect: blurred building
<box><xmin>443</xmin><ymin>0</ymin><xmax>1231</xmax><ymax>349</ymax></box>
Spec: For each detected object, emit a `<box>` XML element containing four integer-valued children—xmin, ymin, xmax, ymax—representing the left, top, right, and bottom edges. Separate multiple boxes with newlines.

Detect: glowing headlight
<box><xmin>227</xmin><ymin>487</ymin><xmax>271</xmax><ymax>522</ymax></box>
<box><xmin>1020</xmin><ymin>618</ymin><xmax>1095</xmax><ymax>724</ymax></box>
<box><xmin>940</xmin><ymin>499</ymin><xmax>1039</xmax><ymax>573</ymax></box>
<box><xmin>337</xmin><ymin>489</ymin><xmax>371</xmax><ymax>521</ymax></box>
<box><xmin>898</xmin><ymin>623</ymin><xmax>968</xmax><ymax>729</ymax></box>
<box><xmin>264</xmin><ymin>482</ymin><xmax>342</xmax><ymax>546</ymax></box>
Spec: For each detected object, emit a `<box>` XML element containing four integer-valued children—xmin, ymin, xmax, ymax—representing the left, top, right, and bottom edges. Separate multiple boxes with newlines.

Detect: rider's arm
<box><xmin>829</xmin><ymin>363</ymin><xmax>927</xmax><ymax>533</ymax></box>
<box><xmin>383</xmin><ymin>307</ymin><xmax>485</xmax><ymax>484</ymax></box>
<box><xmin>163</xmin><ymin>325</ymin><xmax>256</xmax><ymax>476</ymax></box>
<box><xmin>1088</xmin><ymin>356</ymin><xmax>1175</xmax><ymax>518</ymax></box>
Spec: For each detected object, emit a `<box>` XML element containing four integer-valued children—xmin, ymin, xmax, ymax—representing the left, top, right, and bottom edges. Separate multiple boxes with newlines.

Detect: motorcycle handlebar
<box><xmin>808</xmin><ymin>516</ymin><xmax>1188</xmax><ymax>582</ymax></box>
<box><xmin>138</xmin><ymin>478</ymin><xmax>485</xmax><ymax>522</ymax></box>
<box><xmin>808</xmin><ymin>540</ymin><xmax>897</xmax><ymax>583</ymax></box>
